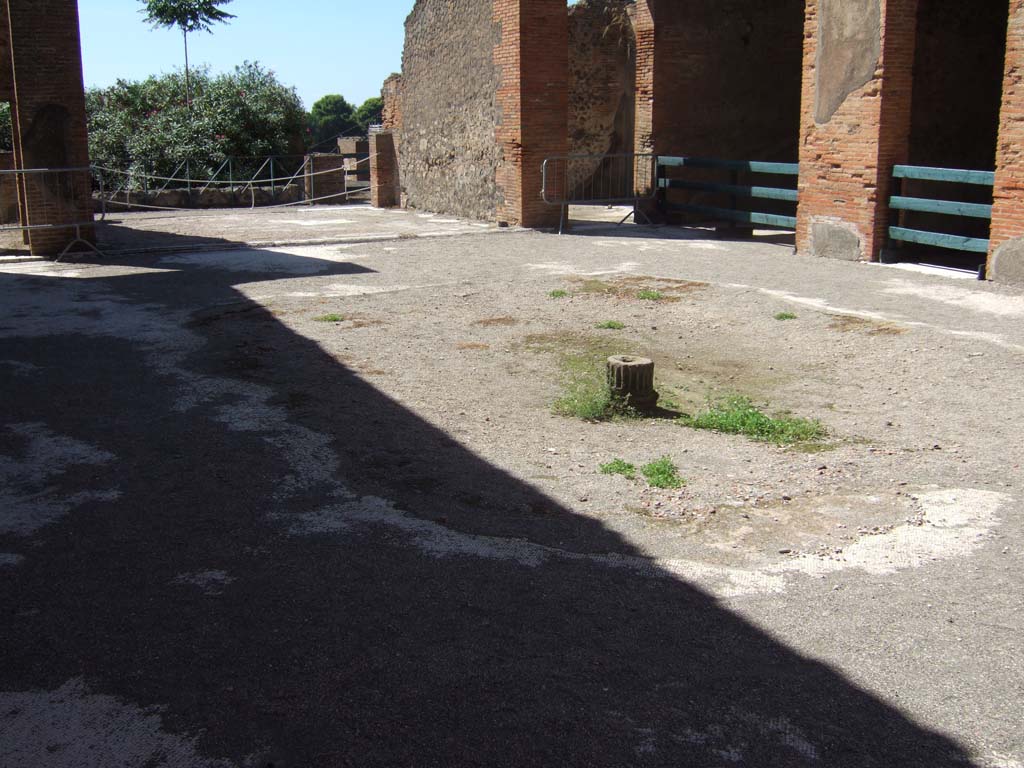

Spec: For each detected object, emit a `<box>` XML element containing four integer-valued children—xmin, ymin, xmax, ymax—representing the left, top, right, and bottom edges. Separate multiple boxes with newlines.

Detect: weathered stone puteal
<box><xmin>606</xmin><ymin>355</ymin><xmax>658</xmax><ymax>411</ymax></box>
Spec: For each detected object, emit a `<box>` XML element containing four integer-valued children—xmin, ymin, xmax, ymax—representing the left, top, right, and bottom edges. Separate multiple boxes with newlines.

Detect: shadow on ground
<box><xmin>0</xmin><ymin>235</ymin><xmax>972</xmax><ymax>766</ymax></box>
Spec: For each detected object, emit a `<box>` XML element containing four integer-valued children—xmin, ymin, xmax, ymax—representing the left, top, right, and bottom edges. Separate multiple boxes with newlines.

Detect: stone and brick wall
<box><xmin>3</xmin><ymin>0</ymin><xmax>94</xmax><ymax>256</ymax></box>
<box><xmin>0</xmin><ymin>4</ymin><xmax>12</xmax><ymax>102</ymax></box>
<box><xmin>370</xmin><ymin>132</ymin><xmax>400</xmax><ymax>209</ymax></box>
<box><xmin>635</xmin><ymin>0</ymin><xmax>803</xmax><ymax>161</ymax></box>
<box><xmin>795</xmin><ymin>0</ymin><xmax>917</xmax><ymax>262</ymax></box>
<box><xmin>381</xmin><ymin>74</ymin><xmax>403</xmax><ymax>131</ymax></box>
<box><xmin>494</xmin><ymin>0</ymin><xmax>567</xmax><ymax>227</ymax></box>
<box><xmin>635</xmin><ymin>0</ymin><xmax>804</xmax><ymax>219</ymax></box>
<box><xmin>396</xmin><ymin>0</ymin><xmax>503</xmax><ymax>221</ymax></box>
<box><xmin>989</xmin><ymin>0</ymin><xmax>1024</xmax><ymax>283</ymax></box>
<box><xmin>568</xmin><ymin>0</ymin><xmax>635</xmax><ymax>191</ymax></box>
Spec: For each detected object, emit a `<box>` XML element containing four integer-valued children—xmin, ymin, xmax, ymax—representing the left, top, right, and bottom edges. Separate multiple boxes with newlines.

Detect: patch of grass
<box><xmin>774</xmin><ymin>312</ymin><xmax>798</xmax><ymax>321</ymax></box>
<box><xmin>526</xmin><ymin>332</ymin><xmax>654</xmax><ymax>422</ymax></box>
<box><xmin>641</xmin><ymin>456</ymin><xmax>685</xmax><ymax>489</ymax></box>
<box><xmin>548</xmin><ymin>289</ymin><xmax>569</xmax><ymax>299</ymax></box>
<box><xmin>552</xmin><ymin>364</ymin><xmax>618</xmax><ymax>421</ymax></box>
<box><xmin>551</xmin><ymin>349</ymin><xmax>638</xmax><ymax>421</ymax></box>
<box><xmin>679</xmin><ymin>396</ymin><xmax>826</xmax><ymax>445</ymax></box>
<box><xmin>599</xmin><ymin>458</ymin><xmax>636</xmax><ymax>479</ymax></box>
<box><xmin>595</xmin><ymin>320</ymin><xmax>625</xmax><ymax>330</ymax></box>
<box><xmin>636</xmin><ymin>289</ymin><xmax>664</xmax><ymax>301</ymax></box>
<box><xmin>313</xmin><ymin>313</ymin><xmax>346</xmax><ymax>323</ymax></box>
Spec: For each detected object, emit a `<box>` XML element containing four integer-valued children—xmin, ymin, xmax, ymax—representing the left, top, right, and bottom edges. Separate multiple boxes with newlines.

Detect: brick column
<box><xmin>988</xmin><ymin>1</ymin><xmax>1024</xmax><ymax>284</ymax></box>
<box><xmin>369</xmin><ymin>132</ymin><xmax>400</xmax><ymax>209</ymax></box>
<box><xmin>796</xmin><ymin>0</ymin><xmax>918</xmax><ymax>262</ymax></box>
<box><xmin>5</xmin><ymin>0</ymin><xmax>94</xmax><ymax>256</ymax></box>
<box><xmin>381</xmin><ymin>74</ymin><xmax>403</xmax><ymax>132</ymax></box>
<box><xmin>632</xmin><ymin>0</ymin><xmax>656</xmax><ymax>156</ymax></box>
<box><xmin>494</xmin><ymin>0</ymin><xmax>568</xmax><ymax>228</ymax></box>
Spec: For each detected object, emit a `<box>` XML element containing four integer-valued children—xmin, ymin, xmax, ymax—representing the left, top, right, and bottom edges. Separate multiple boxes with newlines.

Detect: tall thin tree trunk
<box><xmin>183</xmin><ymin>28</ymin><xmax>191</xmax><ymax>119</ymax></box>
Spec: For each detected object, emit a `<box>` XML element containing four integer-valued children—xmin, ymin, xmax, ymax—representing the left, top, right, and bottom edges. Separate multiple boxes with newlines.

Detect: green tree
<box><xmin>139</xmin><ymin>0</ymin><xmax>235</xmax><ymax>115</ymax></box>
<box><xmin>354</xmin><ymin>97</ymin><xmax>383</xmax><ymax>133</ymax></box>
<box><xmin>87</xmin><ymin>62</ymin><xmax>306</xmax><ymax>183</ymax></box>
<box><xmin>307</xmin><ymin>94</ymin><xmax>357</xmax><ymax>149</ymax></box>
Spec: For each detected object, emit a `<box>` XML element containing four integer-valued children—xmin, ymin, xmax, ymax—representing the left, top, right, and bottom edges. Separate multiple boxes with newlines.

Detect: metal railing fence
<box><xmin>92</xmin><ymin>153</ymin><xmax>376</xmax><ymax>216</ymax></box>
<box><xmin>541</xmin><ymin>153</ymin><xmax>658</xmax><ymax>233</ymax></box>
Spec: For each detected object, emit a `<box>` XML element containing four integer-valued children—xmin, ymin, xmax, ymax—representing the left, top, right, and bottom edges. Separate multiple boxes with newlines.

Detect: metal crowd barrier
<box><xmin>541</xmin><ymin>153</ymin><xmax>658</xmax><ymax>234</ymax></box>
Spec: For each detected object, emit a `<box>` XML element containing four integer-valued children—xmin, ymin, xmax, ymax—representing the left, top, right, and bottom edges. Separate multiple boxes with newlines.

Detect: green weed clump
<box><xmin>313</xmin><ymin>313</ymin><xmax>346</xmax><ymax>323</ymax></box>
<box><xmin>679</xmin><ymin>396</ymin><xmax>826</xmax><ymax>445</ymax></box>
<box><xmin>599</xmin><ymin>459</ymin><xmax>636</xmax><ymax>479</ymax></box>
<box><xmin>774</xmin><ymin>312</ymin><xmax>798</xmax><ymax>321</ymax></box>
<box><xmin>553</xmin><ymin>374</ymin><xmax>614</xmax><ymax>421</ymax></box>
<box><xmin>595</xmin><ymin>320</ymin><xmax>625</xmax><ymax>330</ymax></box>
<box><xmin>552</xmin><ymin>373</ymin><xmax>642</xmax><ymax>421</ymax></box>
<box><xmin>641</xmin><ymin>457</ymin><xmax>685</xmax><ymax>489</ymax></box>
<box><xmin>549</xmin><ymin>289</ymin><xmax>569</xmax><ymax>299</ymax></box>
<box><xmin>636</xmin><ymin>289</ymin><xmax>664</xmax><ymax>301</ymax></box>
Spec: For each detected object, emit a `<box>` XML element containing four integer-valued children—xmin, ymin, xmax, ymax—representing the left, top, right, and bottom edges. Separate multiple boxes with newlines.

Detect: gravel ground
<box><xmin>1</xmin><ymin>218</ymin><xmax>1022</xmax><ymax>767</ymax></box>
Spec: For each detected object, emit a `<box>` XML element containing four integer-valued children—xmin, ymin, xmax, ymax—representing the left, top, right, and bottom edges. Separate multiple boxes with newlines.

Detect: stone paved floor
<box><xmin>1</xmin><ymin>204</ymin><xmax>498</xmax><ymax>257</ymax></box>
<box><xmin>1</xmin><ymin>224</ymin><xmax>1022</xmax><ymax>766</ymax></box>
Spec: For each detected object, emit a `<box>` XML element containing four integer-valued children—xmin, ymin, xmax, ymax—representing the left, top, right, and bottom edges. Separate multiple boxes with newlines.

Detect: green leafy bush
<box><xmin>86</xmin><ymin>62</ymin><xmax>306</xmax><ymax>181</ymax></box>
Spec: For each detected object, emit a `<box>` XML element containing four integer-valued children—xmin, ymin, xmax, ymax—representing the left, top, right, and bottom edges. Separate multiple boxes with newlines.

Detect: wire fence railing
<box><xmin>93</xmin><ymin>154</ymin><xmax>312</xmax><ymax>195</ymax></box>
<box><xmin>1</xmin><ymin>154</ymin><xmax>380</xmax><ymax>258</ymax></box>
<box><xmin>90</xmin><ymin>153</ymin><xmax>376</xmax><ymax>217</ymax></box>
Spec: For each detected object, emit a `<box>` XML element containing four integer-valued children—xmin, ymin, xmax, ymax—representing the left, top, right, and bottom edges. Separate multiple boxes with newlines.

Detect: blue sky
<box><xmin>78</xmin><ymin>0</ymin><xmax>414</xmax><ymax>109</ymax></box>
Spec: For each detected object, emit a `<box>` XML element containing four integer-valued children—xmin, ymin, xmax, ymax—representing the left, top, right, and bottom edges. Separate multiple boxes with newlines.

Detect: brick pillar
<box><xmin>369</xmin><ymin>132</ymin><xmax>400</xmax><ymax>209</ymax></box>
<box><xmin>796</xmin><ymin>0</ymin><xmax>918</xmax><ymax>262</ymax></box>
<box><xmin>633</xmin><ymin>0</ymin><xmax>655</xmax><ymax>156</ymax></box>
<box><xmin>381</xmin><ymin>74</ymin><xmax>403</xmax><ymax>132</ymax></box>
<box><xmin>494</xmin><ymin>0</ymin><xmax>568</xmax><ymax>228</ymax></box>
<box><xmin>988</xmin><ymin>1</ymin><xmax>1024</xmax><ymax>284</ymax></box>
<box><xmin>5</xmin><ymin>0</ymin><xmax>94</xmax><ymax>256</ymax></box>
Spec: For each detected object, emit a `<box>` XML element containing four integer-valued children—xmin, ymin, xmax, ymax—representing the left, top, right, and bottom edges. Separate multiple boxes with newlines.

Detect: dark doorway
<box><xmin>896</xmin><ymin>0</ymin><xmax>1009</xmax><ymax>272</ymax></box>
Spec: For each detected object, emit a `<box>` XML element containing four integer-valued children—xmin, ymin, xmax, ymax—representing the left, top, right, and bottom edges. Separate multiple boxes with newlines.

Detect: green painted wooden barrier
<box><xmin>889</xmin><ymin>226</ymin><xmax>990</xmax><ymax>254</ymax></box>
<box><xmin>888</xmin><ymin>165</ymin><xmax>993</xmax><ymax>255</ymax></box>
<box><xmin>659</xmin><ymin>179</ymin><xmax>799</xmax><ymax>203</ymax></box>
<box><xmin>892</xmin><ymin>165</ymin><xmax>995</xmax><ymax>186</ymax></box>
<box><xmin>889</xmin><ymin>196</ymin><xmax>992</xmax><ymax>220</ymax></box>
<box><xmin>658</xmin><ymin>156</ymin><xmax>799</xmax><ymax>176</ymax></box>
<box><xmin>656</xmin><ymin>156</ymin><xmax>799</xmax><ymax>231</ymax></box>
